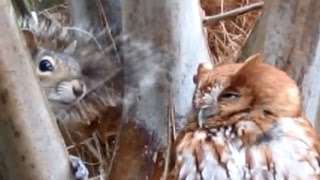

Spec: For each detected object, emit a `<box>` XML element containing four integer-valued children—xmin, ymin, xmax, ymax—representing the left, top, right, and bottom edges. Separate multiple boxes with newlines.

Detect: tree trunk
<box><xmin>239</xmin><ymin>0</ymin><xmax>320</xmax><ymax>131</ymax></box>
<box><xmin>68</xmin><ymin>0</ymin><xmax>98</xmax><ymax>31</ymax></box>
<box><xmin>33</xmin><ymin>0</ymin><xmax>65</xmax><ymax>10</ymax></box>
<box><xmin>101</xmin><ymin>0</ymin><xmax>122</xmax><ymax>36</ymax></box>
<box><xmin>68</xmin><ymin>0</ymin><xmax>106</xmax><ymax>44</ymax></box>
<box><xmin>108</xmin><ymin>0</ymin><xmax>211</xmax><ymax>179</ymax></box>
<box><xmin>0</xmin><ymin>1</ymin><xmax>73</xmax><ymax>179</ymax></box>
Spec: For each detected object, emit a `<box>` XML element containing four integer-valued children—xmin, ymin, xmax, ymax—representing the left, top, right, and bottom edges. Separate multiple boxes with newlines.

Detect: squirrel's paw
<box><xmin>69</xmin><ymin>155</ymin><xmax>89</xmax><ymax>180</ymax></box>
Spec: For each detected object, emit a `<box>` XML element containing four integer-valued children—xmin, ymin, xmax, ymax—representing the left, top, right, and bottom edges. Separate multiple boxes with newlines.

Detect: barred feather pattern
<box><xmin>172</xmin><ymin>116</ymin><xmax>320</xmax><ymax>180</ymax></box>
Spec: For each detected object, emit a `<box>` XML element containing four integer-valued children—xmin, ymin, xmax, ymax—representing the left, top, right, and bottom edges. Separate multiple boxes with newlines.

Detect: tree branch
<box><xmin>203</xmin><ymin>1</ymin><xmax>264</xmax><ymax>26</ymax></box>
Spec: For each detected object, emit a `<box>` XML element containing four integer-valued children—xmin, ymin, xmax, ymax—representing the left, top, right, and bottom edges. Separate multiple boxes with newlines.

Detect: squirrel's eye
<box><xmin>39</xmin><ymin>59</ymin><xmax>53</xmax><ymax>72</ymax></box>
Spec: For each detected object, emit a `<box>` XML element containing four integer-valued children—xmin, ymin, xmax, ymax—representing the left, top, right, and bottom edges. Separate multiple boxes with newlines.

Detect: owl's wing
<box><xmin>171</xmin><ymin>117</ymin><xmax>320</xmax><ymax>180</ymax></box>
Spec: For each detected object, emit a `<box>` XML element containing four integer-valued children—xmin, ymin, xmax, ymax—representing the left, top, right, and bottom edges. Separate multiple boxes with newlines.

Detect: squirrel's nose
<box><xmin>72</xmin><ymin>81</ymin><xmax>86</xmax><ymax>98</ymax></box>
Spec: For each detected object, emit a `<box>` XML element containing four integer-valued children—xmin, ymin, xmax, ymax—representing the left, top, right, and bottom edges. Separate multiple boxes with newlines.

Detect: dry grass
<box><xmin>201</xmin><ymin>0</ymin><xmax>263</xmax><ymax>64</ymax></box>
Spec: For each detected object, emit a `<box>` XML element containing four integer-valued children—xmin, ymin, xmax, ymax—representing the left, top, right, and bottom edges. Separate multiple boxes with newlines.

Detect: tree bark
<box><xmin>0</xmin><ymin>1</ymin><xmax>73</xmax><ymax>179</ymax></box>
<box><xmin>100</xmin><ymin>0</ymin><xmax>122</xmax><ymax>36</ymax></box>
<box><xmin>67</xmin><ymin>0</ymin><xmax>106</xmax><ymax>44</ymax></box>
<box><xmin>33</xmin><ymin>0</ymin><xmax>65</xmax><ymax>10</ymax></box>
<box><xmin>238</xmin><ymin>0</ymin><xmax>320</xmax><ymax>131</ymax></box>
<box><xmin>68</xmin><ymin>0</ymin><xmax>100</xmax><ymax>30</ymax></box>
<box><xmin>108</xmin><ymin>0</ymin><xmax>211</xmax><ymax>179</ymax></box>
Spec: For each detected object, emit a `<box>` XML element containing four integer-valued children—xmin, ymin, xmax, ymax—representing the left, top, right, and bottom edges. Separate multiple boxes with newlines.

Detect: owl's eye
<box><xmin>219</xmin><ymin>91</ymin><xmax>240</xmax><ymax>100</ymax></box>
<box><xmin>39</xmin><ymin>59</ymin><xmax>54</xmax><ymax>72</ymax></box>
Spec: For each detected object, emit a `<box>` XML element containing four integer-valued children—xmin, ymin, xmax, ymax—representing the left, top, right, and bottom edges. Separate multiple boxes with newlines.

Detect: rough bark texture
<box><xmin>238</xmin><ymin>0</ymin><xmax>320</xmax><ymax>131</ymax></box>
<box><xmin>101</xmin><ymin>0</ymin><xmax>122</xmax><ymax>36</ymax></box>
<box><xmin>68</xmin><ymin>0</ymin><xmax>106</xmax><ymax>44</ymax></box>
<box><xmin>33</xmin><ymin>0</ymin><xmax>65</xmax><ymax>10</ymax></box>
<box><xmin>0</xmin><ymin>1</ymin><xmax>73</xmax><ymax>179</ymax></box>
<box><xmin>68</xmin><ymin>0</ymin><xmax>99</xmax><ymax>30</ymax></box>
<box><xmin>108</xmin><ymin>0</ymin><xmax>211</xmax><ymax>179</ymax></box>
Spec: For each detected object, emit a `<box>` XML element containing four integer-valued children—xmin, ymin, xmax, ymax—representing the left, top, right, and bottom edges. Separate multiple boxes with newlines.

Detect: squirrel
<box><xmin>22</xmin><ymin>29</ymin><xmax>87</xmax><ymax>115</ymax></box>
<box><xmin>20</xmin><ymin>11</ymin><xmax>122</xmax><ymax>178</ymax></box>
<box><xmin>21</xmin><ymin>24</ymin><xmax>90</xmax><ymax>180</ymax></box>
<box><xmin>19</xmin><ymin>12</ymin><xmax>122</xmax><ymax>124</ymax></box>
<box><xmin>19</xmin><ymin>7</ymin><xmax>162</xmax><ymax>178</ymax></box>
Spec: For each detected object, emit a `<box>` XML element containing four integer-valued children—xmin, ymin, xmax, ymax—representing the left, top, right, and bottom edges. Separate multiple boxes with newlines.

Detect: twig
<box><xmin>203</xmin><ymin>1</ymin><xmax>264</xmax><ymax>26</ymax></box>
<box><xmin>162</xmin><ymin>88</ymin><xmax>175</xmax><ymax>179</ymax></box>
<box><xmin>65</xmin><ymin>27</ymin><xmax>103</xmax><ymax>50</ymax></box>
<box><xmin>96</xmin><ymin>0</ymin><xmax>122</xmax><ymax>64</ymax></box>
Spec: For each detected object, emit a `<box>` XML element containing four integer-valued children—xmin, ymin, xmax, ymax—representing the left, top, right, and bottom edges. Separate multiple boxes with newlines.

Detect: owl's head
<box><xmin>195</xmin><ymin>53</ymin><xmax>301</xmax><ymax>125</ymax></box>
<box><xmin>193</xmin><ymin>61</ymin><xmax>242</xmax><ymax>126</ymax></box>
<box><xmin>193</xmin><ymin>62</ymin><xmax>242</xmax><ymax>109</ymax></box>
<box><xmin>22</xmin><ymin>29</ymin><xmax>87</xmax><ymax>113</ymax></box>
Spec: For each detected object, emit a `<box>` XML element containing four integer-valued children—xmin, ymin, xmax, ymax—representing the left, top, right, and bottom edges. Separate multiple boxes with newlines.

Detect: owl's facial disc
<box><xmin>195</xmin><ymin>84</ymin><xmax>225</xmax><ymax>127</ymax></box>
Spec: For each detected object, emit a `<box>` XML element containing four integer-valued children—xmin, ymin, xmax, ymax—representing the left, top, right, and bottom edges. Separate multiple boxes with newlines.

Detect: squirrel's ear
<box><xmin>193</xmin><ymin>63</ymin><xmax>213</xmax><ymax>84</ymax></box>
<box><xmin>64</xmin><ymin>40</ymin><xmax>77</xmax><ymax>54</ymax></box>
<box><xmin>21</xmin><ymin>29</ymin><xmax>37</xmax><ymax>53</ymax></box>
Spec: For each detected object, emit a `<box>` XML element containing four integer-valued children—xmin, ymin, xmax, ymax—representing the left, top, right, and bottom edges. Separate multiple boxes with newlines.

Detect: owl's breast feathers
<box><xmin>171</xmin><ymin>116</ymin><xmax>320</xmax><ymax>180</ymax></box>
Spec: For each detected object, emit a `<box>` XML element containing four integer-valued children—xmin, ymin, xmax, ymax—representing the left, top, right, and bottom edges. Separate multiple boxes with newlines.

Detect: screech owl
<box><xmin>170</xmin><ymin>54</ymin><xmax>320</xmax><ymax>179</ymax></box>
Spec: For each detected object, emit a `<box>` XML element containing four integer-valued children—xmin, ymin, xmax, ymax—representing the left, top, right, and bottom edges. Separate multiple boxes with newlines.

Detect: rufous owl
<box><xmin>170</xmin><ymin>54</ymin><xmax>320</xmax><ymax>179</ymax></box>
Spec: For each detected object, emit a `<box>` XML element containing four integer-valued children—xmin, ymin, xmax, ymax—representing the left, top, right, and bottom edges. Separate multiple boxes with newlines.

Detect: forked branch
<box><xmin>203</xmin><ymin>1</ymin><xmax>264</xmax><ymax>26</ymax></box>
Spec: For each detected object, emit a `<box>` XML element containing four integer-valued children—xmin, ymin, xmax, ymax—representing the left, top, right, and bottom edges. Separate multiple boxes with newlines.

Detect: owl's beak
<box><xmin>196</xmin><ymin>106</ymin><xmax>216</xmax><ymax>128</ymax></box>
<box><xmin>197</xmin><ymin>109</ymin><xmax>205</xmax><ymax>128</ymax></box>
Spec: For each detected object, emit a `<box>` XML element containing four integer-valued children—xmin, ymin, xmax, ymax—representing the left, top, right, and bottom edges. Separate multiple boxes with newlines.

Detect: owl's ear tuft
<box><xmin>244</xmin><ymin>53</ymin><xmax>263</xmax><ymax>64</ymax></box>
<box><xmin>193</xmin><ymin>63</ymin><xmax>213</xmax><ymax>83</ymax></box>
<box><xmin>234</xmin><ymin>53</ymin><xmax>263</xmax><ymax>75</ymax></box>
